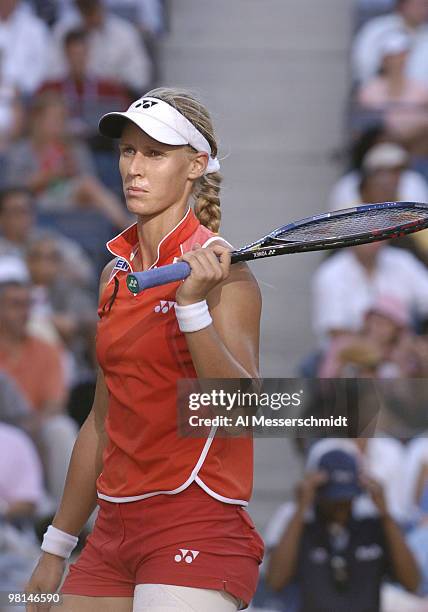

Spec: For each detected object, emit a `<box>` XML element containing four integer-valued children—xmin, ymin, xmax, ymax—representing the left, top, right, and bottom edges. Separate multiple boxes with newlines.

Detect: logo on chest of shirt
<box><xmin>113</xmin><ymin>258</ymin><xmax>130</xmax><ymax>272</ymax></box>
<box><xmin>354</xmin><ymin>544</ymin><xmax>383</xmax><ymax>561</ymax></box>
<box><xmin>309</xmin><ymin>547</ymin><xmax>329</xmax><ymax>564</ymax></box>
<box><xmin>154</xmin><ymin>300</ymin><xmax>176</xmax><ymax>314</ymax></box>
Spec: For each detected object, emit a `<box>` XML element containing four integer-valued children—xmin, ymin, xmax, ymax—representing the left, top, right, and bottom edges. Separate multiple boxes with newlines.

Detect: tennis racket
<box><xmin>126</xmin><ymin>201</ymin><xmax>428</xmax><ymax>293</ymax></box>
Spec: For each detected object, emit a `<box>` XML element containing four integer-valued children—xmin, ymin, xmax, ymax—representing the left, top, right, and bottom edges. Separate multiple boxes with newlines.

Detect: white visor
<box><xmin>99</xmin><ymin>96</ymin><xmax>220</xmax><ymax>175</ymax></box>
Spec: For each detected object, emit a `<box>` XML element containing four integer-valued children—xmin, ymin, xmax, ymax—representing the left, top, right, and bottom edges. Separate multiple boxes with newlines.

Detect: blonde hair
<box><xmin>144</xmin><ymin>87</ymin><xmax>221</xmax><ymax>233</ymax></box>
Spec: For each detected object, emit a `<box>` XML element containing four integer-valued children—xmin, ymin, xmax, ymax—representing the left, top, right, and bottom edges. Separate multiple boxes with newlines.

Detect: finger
<box><xmin>176</xmin><ymin>243</ymin><xmax>202</xmax><ymax>261</ymax></box>
<box><xmin>201</xmin><ymin>248</ymin><xmax>225</xmax><ymax>279</ymax></box>
<box><xmin>205</xmin><ymin>244</ymin><xmax>231</xmax><ymax>273</ymax></box>
<box><xmin>217</xmin><ymin>248</ymin><xmax>231</xmax><ymax>275</ymax></box>
<box><xmin>190</xmin><ymin>249</ymin><xmax>222</xmax><ymax>280</ymax></box>
<box><xmin>207</xmin><ymin>242</ymin><xmax>233</xmax><ymax>255</ymax></box>
<box><xmin>180</xmin><ymin>251</ymin><xmax>206</xmax><ymax>278</ymax></box>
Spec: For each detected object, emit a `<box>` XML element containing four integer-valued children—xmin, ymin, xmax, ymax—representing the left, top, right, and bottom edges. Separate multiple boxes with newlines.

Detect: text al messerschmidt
<box><xmin>188</xmin><ymin>415</ymin><xmax>348</xmax><ymax>428</ymax></box>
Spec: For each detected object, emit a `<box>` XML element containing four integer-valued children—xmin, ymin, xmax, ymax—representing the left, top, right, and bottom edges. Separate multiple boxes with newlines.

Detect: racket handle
<box><xmin>126</xmin><ymin>262</ymin><xmax>191</xmax><ymax>293</ymax></box>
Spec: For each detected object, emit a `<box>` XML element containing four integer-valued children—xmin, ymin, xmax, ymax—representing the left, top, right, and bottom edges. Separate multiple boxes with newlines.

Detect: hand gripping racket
<box><xmin>126</xmin><ymin>201</ymin><xmax>428</xmax><ymax>293</ymax></box>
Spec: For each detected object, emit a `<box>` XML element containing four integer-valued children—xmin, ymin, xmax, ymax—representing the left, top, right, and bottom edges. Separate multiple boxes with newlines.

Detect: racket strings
<box><xmin>272</xmin><ymin>207</ymin><xmax>426</xmax><ymax>243</ymax></box>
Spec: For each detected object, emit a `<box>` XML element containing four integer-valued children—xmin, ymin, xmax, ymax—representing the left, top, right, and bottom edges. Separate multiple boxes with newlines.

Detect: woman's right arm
<box><xmin>25</xmin><ymin>262</ymin><xmax>115</xmax><ymax>606</ymax></box>
<box><xmin>50</xmin><ymin>367</ymin><xmax>109</xmax><ymax>535</ymax></box>
<box><xmin>44</xmin><ymin>259</ymin><xmax>115</xmax><ymax>535</ymax></box>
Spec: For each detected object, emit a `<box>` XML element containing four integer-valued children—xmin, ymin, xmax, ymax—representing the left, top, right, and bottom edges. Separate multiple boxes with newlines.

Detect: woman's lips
<box><xmin>126</xmin><ymin>186</ymin><xmax>148</xmax><ymax>194</ymax></box>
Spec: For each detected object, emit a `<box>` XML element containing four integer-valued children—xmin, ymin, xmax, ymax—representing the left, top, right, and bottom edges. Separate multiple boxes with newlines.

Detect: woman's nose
<box><xmin>128</xmin><ymin>152</ymin><xmax>145</xmax><ymax>177</ymax></box>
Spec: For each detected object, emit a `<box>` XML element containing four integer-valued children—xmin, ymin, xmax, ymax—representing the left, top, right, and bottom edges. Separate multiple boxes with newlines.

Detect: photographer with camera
<box><xmin>266</xmin><ymin>442</ymin><xmax>419</xmax><ymax>612</ymax></box>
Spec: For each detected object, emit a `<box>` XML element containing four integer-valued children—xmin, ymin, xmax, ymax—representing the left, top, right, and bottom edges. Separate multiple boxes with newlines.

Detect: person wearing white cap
<box><xmin>357</xmin><ymin>29</ymin><xmax>428</xmax><ymax>151</ymax></box>
<box><xmin>328</xmin><ymin>137</ymin><xmax>428</xmax><ymax>212</ymax></box>
<box><xmin>26</xmin><ymin>88</ymin><xmax>263</xmax><ymax>612</ymax></box>
<box><xmin>353</xmin><ymin>0</ymin><xmax>428</xmax><ymax>83</ymax></box>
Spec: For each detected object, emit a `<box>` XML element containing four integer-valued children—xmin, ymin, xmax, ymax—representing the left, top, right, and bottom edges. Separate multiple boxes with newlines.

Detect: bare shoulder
<box><xmin>208</xmin><ymin>260</ymin><xmax>261</xmax><ymax>312</ymax></box>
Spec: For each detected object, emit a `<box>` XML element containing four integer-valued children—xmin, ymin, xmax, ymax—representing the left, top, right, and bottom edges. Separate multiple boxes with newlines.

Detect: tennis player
<box><xmin>25</xmin><ymin>88</ymin><xmax>264</xmax><ymax>612</ymax></box>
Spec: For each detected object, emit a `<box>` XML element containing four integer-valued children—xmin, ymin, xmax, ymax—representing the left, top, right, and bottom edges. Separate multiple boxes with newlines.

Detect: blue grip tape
<box><xmin>126</xmin><ymin>261</ymin><xmax>191</xmax><ymax>293</ymax></box>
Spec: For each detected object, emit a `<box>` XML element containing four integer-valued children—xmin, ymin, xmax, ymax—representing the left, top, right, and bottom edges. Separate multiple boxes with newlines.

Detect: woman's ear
<box><xmin>188</xmin><ymin>151</ymin><xmax>208</xmax><ymax>180</ymax></box>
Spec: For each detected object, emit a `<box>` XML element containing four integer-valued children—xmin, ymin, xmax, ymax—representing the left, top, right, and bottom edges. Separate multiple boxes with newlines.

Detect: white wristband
<box><xmin>41</xmin><ymin>525</ymin><xmax>79</xmax><ymax>559</ymax></box>
<box><xmin>175</xmin><ymin>299</ymin><xmax>212</xmax><ymax>333</ymax></box>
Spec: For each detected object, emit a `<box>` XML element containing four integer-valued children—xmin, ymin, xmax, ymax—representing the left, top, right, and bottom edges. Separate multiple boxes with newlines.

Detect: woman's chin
<box><xmin>125</xmin><ymin>197</ymin><xmax>153</xmax><ymax>216</ymax></box>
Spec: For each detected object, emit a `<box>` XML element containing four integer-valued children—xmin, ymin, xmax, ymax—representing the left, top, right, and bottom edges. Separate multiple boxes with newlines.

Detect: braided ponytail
<box><xmin>193</xmin><ymin>172</ymin><xmax>222</xmax><ymax>233</ymax></box>
<box><xmin>144</xmin><ymin>86</ymin><xmax>222</xmax><ymax>232</ymax></box>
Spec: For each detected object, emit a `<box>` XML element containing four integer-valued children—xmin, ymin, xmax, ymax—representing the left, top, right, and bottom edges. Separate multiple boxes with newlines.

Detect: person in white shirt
<box><xmin>401</xmin><ymin>436</ymin><xmax>428</xmax><ymax>521</ymax></box>
<box><xmin>0</xmin><ymin>422</ymin><xmax>45</xmax><ymax>521</ymax></box>
<box><xmin>312</xmin><ymin>242</ymin><xmax>428</xmax><ymax>342</ymax></box>
<box><xmin>0</xmin><ymin>0</ymin><xmax>50</xmax><ymax>95</ymax></box>
<box><xmin>47</xmin><ymin>0</ymin><xmax>152</xmax><ymax>93</ymax></box>
<box><xmin>352</xmin><ymin>0</ymin><xmax>428</xmax><ymax>83</ymax></box>
<box><xmin>56</xmin><ymin>0</ymin><xmax>165</xmax><ymax>36</ymax></box>
<box><xmin>104</xmin><ymin>0</ymin><xmax>165</xmax><ymax>36</ymax></box>
<box><xmin>329</xmin><ymin>141</ymin><xmax>428</xmax><ymax>212</ymax></box>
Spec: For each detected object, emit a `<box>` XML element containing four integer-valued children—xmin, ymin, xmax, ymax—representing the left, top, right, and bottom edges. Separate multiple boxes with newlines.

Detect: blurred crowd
<box><xmin>0</xmin><ymin>0</ymin><xmax>168</xmax><ymax>599</ymax></box>
<box><xmin>253</xmin><ymin>1</ymin><xmax>428</xmax><ymax>610</ymax></box>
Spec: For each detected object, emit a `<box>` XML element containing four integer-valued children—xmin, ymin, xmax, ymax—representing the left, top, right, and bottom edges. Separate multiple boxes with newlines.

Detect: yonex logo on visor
<box><xmin>134</xmin><ymin>99</ymin><xmax>159</xmax><ymax>109</ymax></box>
<box><xmin>99</xmin><ymin>96</ymin><xmax>220</xmax><ymax>175</ymax></box>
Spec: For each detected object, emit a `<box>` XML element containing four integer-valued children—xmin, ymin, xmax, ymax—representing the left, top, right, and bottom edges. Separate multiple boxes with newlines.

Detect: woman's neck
<box><xmin>136</xmin><ymin>202</ymin><xmax>189</xmax><ymax>271</ymax></box>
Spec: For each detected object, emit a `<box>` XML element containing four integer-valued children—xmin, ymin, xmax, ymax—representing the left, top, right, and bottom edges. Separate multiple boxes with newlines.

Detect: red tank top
<box><xmin>96</xmin><ymin>208</ymin><xmax>253</xmax><ymax>505</ymax></box>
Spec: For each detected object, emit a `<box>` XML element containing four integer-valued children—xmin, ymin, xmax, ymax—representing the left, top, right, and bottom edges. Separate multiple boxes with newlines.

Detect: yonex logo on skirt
<box><xmin>174</xmin><ymin>549</ymin><xmax>200</xmax><ymax>564</ymax></box>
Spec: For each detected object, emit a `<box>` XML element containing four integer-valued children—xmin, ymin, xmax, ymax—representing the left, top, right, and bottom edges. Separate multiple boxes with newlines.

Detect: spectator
<box><xmin>404</xmin><ymin>441</ymin><xmax>428</xmax><ymax>598</ymax></box>
<box><xmin>0</xmin><ymin>422</ymin><xmax>45</xmax><ymax>524</ymax></box>
<box><xmin>0</xmin><ymin>424</ymin><xmax>44</xmax><ymax>605</ymax></box>
<box><xmin>356</xmin><ymin>32</ymin><xmax>428</xmax><ymax>152</ymax></box>
<box><xmin>28</xmin><ymin>0</ymin><xmax>58</xmax><ymax>26</ymax></box>
<box><xmin>0</xmin><ymin>85</ymin><xmax>23</xmax><ymax>158</ymax></box>
<box><xmin>353</xmin><ymin>437</ymin><xmax>409</xmax><ymax>523</ymax></box>
<box><xmin>358</xmin><ymin>143</ymin><xmax>403</xmax><ymax>202</ymax></box>
<box><xmin>104</xmin><ymin>0</ymin><xmax>167</xmax><ymax>85</ymax></box>
<box><xmin>39</xmin><ymin>28</ymin><xmax>131</xmax><ymax>141</ymax></box>
<box><xmin>265</xmin><ymin>446</ymin><xmax>419</xmax><ymax>610</ymax></box>
<box><xmin>329</xmin><ymin>139</ymin><xmax>428</xmax><ymax>212</ymax></box>
<box><xmin>312</xmin><ymin>238</ymin><xmax>428</xmax><ymax>342</ymax></box>
<box><xmin>329</xmin><ymin>141</ymin><xmax>428</xmax><ymax>210</ymax></box>
<box><xmin>0</xmin><ymin>278</ymin><xmax>67</xmax><ymax>412</ymax></box>
<box><xmin>48</xmin><ymin>0</ymin><xmax>152</xmax><ymax>94</ymax></box>
<box><xmin>25</xmin><ymin>231</ymin><xmax>97</xmax><ymax>384</ymax></box>
<box><xmin>408</xmin><ymin>20</ymin><xmax>428</xmax><ymax>85</ymax></box>
<box><xmin>0</xmin><ymin>186</ymin><xmax>95</xmax><ymax>287</ymax></box>
<box><xmin>319</xmin><ymin>294</ymin><xmax>413</xmax><ymax>375</ymax></box>
<box><xmin>102</xmin><ymin>0</ymin><xmax>165</xmax><ymax>36</ymax></box>
<box><xmin>353</xmin><ymin>0</ymin><xmax>428</xmax><ymax>83</ymax></box>
<box><xmin>0</xmin><ymin>1</ymin><xmax>50</xmax><ymax>95</ymax></box>
<box><xmin>365</xmin><ymin>295</ymin><xmax>410</xmax><ymax>361</ymax></box>
<box><xmin>312</xmin><ymin>439</ymin><xmax>408</xmax><ymax>524</ymax></box>
<box><xmin>0</xmin><ymin>276</ymin><xmax>77</xmax><ymax>502</ymax></box>
<box><xmin>333</xmin><ymin>143</ymin><xmax>428</xmax><ymax>280</ymax></box>
<box><xmin>4</xmin><ymin>92</ymin><xmax>130</xmax><ymax>229</ymax></box>
<box><xmin>0</xmin><ymin>371</ymin><xmax>31</xmax><ymax>429</ymax></box>
<box><xmin>402</xmin><ymin>437</ymin><xmax>428</xmax><ymax>520</ymax></box>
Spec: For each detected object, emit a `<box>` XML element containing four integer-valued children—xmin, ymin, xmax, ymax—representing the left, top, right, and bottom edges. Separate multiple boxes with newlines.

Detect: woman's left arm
<box><xmin>176</xmin><ymin>243</ymin><xmax>261</xmax><ymax>379</ymax></box>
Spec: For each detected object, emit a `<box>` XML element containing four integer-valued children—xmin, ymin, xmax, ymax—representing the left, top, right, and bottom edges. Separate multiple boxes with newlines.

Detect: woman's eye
<box><xmin>148</xmin><ymin>150</ymin><xmax>163</xmax><ymax>157</ymax></box>
<box><xmin>120</xmin><ymin>146</ymin><xmax>135</xmax><ymax>156</ymax></box>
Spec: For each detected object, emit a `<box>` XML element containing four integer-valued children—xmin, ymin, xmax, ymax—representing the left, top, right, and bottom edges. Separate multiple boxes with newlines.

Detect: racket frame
<box><xmin>230</xmin><ymin>201</ymin><xmax>428</xmax><ymax>264</ymax></box>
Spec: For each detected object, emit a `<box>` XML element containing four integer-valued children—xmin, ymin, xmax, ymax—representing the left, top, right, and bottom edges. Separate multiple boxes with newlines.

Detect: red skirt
<box><xmin>61</xmin><ymin>482</ymin><xmax>264</xmax><ymax>607</ymax></box>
